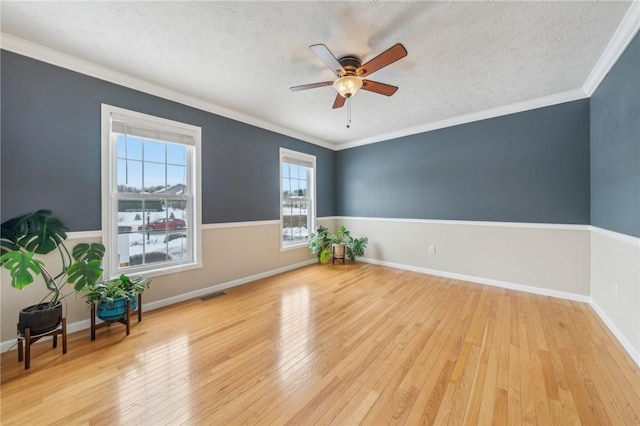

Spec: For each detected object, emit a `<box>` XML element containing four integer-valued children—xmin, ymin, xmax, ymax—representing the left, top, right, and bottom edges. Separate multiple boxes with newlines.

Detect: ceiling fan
<box><xmin>290</xmin><ymin>43</ymin><xmax>408</xmax><ymax>110</ymax></box>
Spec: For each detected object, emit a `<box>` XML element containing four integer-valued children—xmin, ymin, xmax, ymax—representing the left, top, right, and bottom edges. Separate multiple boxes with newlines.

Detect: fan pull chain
<box><xmin>346</xmin><ymin>97</ymin><xmax>352</xmax><ymax>128</ymax></box>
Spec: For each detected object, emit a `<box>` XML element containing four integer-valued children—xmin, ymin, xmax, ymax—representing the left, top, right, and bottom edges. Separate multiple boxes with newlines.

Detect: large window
<box><xmin>102</xmin><ymin>105</ymin><xmax>201</xmax><ymax>277</ymax></box>
<box><xmin>280</xmin><ymin>148</ymin><xmax>316</xmax><ymax>250</ymax></box>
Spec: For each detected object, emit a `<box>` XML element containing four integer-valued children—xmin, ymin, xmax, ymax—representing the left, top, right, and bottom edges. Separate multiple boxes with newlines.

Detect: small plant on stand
<box><xmin>82</xmin><ymin>274</ymin><xmax>151</xmax><ymax>307</ymax></box>
<box><xmin>308</xmin><ymin>225</ymin><xmax>368</xmax><ymax>264</ymax></box>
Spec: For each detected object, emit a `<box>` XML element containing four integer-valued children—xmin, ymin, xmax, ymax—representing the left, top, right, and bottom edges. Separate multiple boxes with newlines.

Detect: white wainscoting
<box><xmin>334</xmin><ymin>217</ymin><xmax>591</xmax><ymax>296</ymax></box>
<box><xmin>590</xmin><ymin>226</ymin><xmax>640</xmax><ymax>366</ymax></box>
<box><xmin>3</xmin><ymin>217</ymin><xmax>638</xmax><ymax>368</ymax></box>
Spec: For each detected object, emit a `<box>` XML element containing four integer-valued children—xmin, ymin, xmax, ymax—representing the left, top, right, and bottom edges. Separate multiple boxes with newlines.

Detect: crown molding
<box><xmin>336</xmin><ymin>89</ymin><xmax>588</xmax><ymax>150</ymax></box>
<box><xmin>583</xmin><ymin>1</ymin><xmax>640</xmax><ymax>96</ymax></box>
<box><xmin>0</xmin><ymin>33</ymin><xmax>334</xmax><ymax>150</ymax></box>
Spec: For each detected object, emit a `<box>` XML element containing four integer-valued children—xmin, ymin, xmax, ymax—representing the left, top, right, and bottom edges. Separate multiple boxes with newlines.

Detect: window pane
<box><xmin>282</xmin><ymin>177</ymin><xmax>291</xmax><ymax>197</ymax></box>
<box><xmin>117</xmin><ymin>136</ymin><xmax>143</xmax><ymax>160</ymax></box>
<box><xmin>282</xmin><ymin>163</ymin><xmax>289</xmax><ymax>179</ymax></box>
<box><xmin>167</xmin><ymin>165</ymin><xmax>186</xmax><ymax>189</ymax></box>
<box><xmin>144</xmin><ymin>162</ymin><xmax>165</xmax><ymax>192</ymax></box>
<box><xmin>144</xmin><ymin>140</ymin><xmax>166</xmax><ymax>164</ymax></box>
<box><xmin>138</xmin><ymin>234</ymin><xmax>169</xmax><ymax>267</ymax></box>
<box><xmin>117</xmin><ymin>159</ymin><xmax>143</xmax><ymax>193</ymax></box>
<box><xmin>167</xmin><ymin>143</ymin><xmax>186</xmax><ymax>166</ymax></box>
<box><xmin>128</xmin><ymin>204</ymin><xmax>166</xmax><ymax>267</ymax></box>
<box><xmin>117</xmin><ymin>200</ymin><xmax>142</xmax><ymax>268</ymax></box>
<box><xmin>166</xmin><ymin>202</ymin><xmax>188</xmax><ymax>261</ymax></box>
<box><xmin>117</xmin><ymin>135</ymin><xmax>126</xmax><ymax>159</ymax></box>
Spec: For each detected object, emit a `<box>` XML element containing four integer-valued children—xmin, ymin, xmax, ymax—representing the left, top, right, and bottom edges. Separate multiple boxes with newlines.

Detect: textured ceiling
<box><xmin>0</xmin><ymin>1</ymin><xmax>633</xmax><ymax>148</ymax></box>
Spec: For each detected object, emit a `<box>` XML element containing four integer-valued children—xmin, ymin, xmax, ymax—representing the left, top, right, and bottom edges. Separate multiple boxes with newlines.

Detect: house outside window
<box><xmin>101</xmin><ymin>104</ymin><xmax>202</xmax><ymax>277</ymax></box>
<box><xmin>280</xmin><ymin>148</ymin><xmax>316</xmax><ymax>250</ymax></box>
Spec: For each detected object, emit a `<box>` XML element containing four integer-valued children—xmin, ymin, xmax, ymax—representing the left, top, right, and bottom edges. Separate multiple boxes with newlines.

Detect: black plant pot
<box><xmin>18</xmin><ymin>302</ymin><xmax>62</xmax><ymax>336</ymax></box>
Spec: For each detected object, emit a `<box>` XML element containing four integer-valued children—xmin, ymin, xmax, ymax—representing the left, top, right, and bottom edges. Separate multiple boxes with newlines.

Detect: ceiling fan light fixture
<box><xmin>333</xmin><ymin>75</ymin><xmax>363</xmax><ymax>98</ymax></box>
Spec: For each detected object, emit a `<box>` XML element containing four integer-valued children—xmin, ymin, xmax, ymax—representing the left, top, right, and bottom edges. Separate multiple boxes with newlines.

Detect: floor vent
<box><xmin>200</xmin><ymin>291</ymin><xmax>226</xmax><ymax>301</ymax></box>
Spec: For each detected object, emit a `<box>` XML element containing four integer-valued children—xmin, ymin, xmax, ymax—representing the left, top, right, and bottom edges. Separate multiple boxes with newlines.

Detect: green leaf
<box><xmin>13</xmin><ymin>210</ymin><xmax>68</xmax><ymax>255</ymax></box>
<box><xmin>319</xmin><ymin>248</ymin><xmax>332</xmax><ymax>264</ymax></box>
<box><xmin>347</xmin><ymin>236</ymin><xmax>368</xmax><ymax>260</ymax></box>
<box><xmin>67</xmin><ymin>259</ymin><xmax>104</xmax><ymax>291</ymax></box>
<box><xmin>0</xmin><ymin>251</ymin><xmax>44</xmax><ymax>289</ymax></box>
<box><xmin>72</xmin><ymin>243</ymin><xmax>106</xmax><ymax>262</ymax></box>
<box><xmin>0</xmin><ymin>237</ymin><xmax>20</xmax><ymax>255</ymax></box>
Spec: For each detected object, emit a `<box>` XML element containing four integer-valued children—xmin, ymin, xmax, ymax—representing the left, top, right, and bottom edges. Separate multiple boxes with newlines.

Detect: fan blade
<box><xmin>332</xmin><ymin>94</ymin><xmax>346</xmax><ymax>109</ymax></box>
<box><xmin>290</xmin><ymin>81</ymin><xmax>334</xmax><ymax>92</ymax></box>
<box><xmin>357</xmin><ymin>43</ymin><xmax>407</xmax><ymax>78</ymax></box>
<box><xmin>310</xmin><ymin>44</ymin><xmax>345</xmax><ymax>76</ymax></box>
<box><xmin>361</xmin><ymin>80</ymin><xmax>398</xmax><ymax>96</ymax></box>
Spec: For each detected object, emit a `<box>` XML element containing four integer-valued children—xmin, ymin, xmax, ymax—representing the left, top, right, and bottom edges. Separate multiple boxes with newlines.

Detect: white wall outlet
<box><xmin>614</xmin><ymin>283</ymin><xmax>620</xmax><ymax>300</ymax></box>
<box><xmin>428</xmin><ymin>245</ymin><xmax>436</xmax><ymax>254</ymax></box>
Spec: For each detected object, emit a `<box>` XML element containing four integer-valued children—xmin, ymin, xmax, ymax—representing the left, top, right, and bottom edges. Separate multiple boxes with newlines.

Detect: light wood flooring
<box><xmin>1</xmin><ymin>263</ymin><xmax>639</xmax><ymax>425</ymax></box>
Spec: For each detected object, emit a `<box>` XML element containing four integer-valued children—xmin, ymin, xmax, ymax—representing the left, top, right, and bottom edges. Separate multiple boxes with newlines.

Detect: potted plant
<box><xmin>308</xmin><ymin>225</ymin><xmax>333</xmax><ymax>264</ymax></box>
<box><xmin>345</xmin><ymin>233</ymin><xmax>368</xmax><ymax>261</ymax></box>
<box><xmin>82</xmin><ymin>274</ymin><xmax>151</xmax><ymax>321</ymax></box>
<box><xmin>330</xmin><ymin>226</ymin><xmax>347</xmax><ymax>263</ymax></box>
<box><xmin>0</xmin><ymin>210</ymin><xmax>105</xmax><ymax>335</ymax></box>
<box><xmin>308</xmin><ymin>225</ymin><xmax>368</xmax><ymax>264</ymax></box>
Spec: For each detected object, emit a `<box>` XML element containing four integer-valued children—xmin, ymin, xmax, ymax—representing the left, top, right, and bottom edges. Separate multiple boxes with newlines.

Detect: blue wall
<box><xmin>1</xmin><ymin>51</ymin><xmax>336</xmax><ymax>231</ymax></box>
<box><xmin>4</xmin><ymin>35</ymin><xmax>637</xmax><ymax>234</ymax></box>
<box><xmin>336</xmin><ymin>100</ymin><xmax>591</xmax><ymax>224</ymax></box>
<box><xmin>590</xmin><ymin>31</ymin><xmax>640</xmax><ymax>238</ymax></box>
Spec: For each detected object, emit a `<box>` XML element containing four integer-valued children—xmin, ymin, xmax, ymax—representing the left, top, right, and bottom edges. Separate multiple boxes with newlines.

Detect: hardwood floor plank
<box><xmin>343</xmin><ymin>390</ymin><xmax>380</xmax><ymax>425</ymax></box>
<box><xmin>1</xmin><ymin>263</ymin><xmax>638</xmax><ymax>425</ymax></box>
<box><xmin>507</xmin><ymin>343</ymin><xmax>523</xmax><ymax>426</ymax></box>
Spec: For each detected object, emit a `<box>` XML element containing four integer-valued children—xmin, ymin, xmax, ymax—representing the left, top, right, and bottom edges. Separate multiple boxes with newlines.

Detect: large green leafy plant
<box><xmin>308</xmin><ymin>225</ymin><xmax>333</xmax><ymax>264</ymax></box>
<box><xmin>0</xmin><ymin>210</ymin><xmax>105</xmax><ymax>308</ymax></box>
<box><xmin>308</xmin><ymin>225</ymin><xmax>368</xmax><ymax>263</ymax></box>
<box><xmin>82</xmin><ymin>274</ymin><xmax>151</xmax><ymax>307</ymax></box>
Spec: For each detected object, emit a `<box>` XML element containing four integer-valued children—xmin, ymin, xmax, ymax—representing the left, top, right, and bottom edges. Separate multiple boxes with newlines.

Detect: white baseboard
<box><xmin>0</xmin><ymin>258</ymin><xmax>316</xmax><ymax>354</ymax></box>
<box><xmin>590</xmin><ymin>299</ymin><xmax>640</xmax><ymax>368</ymax></box>
<box><xmin>358</xmin><ymin>257</ymin><xmax>591</xmax><ymax>303</ymax></box>
<box><xmin>142</xmin><ymin>258</ymin><xmax>316</xmax><ymax>312</ymax></box>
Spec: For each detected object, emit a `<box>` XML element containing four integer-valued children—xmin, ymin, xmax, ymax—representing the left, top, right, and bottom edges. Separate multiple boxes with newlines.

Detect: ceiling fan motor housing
<box><xmin>338</xmin><ymin>55</ymin><xmax>362</xmax><ymax>76</ymax></box>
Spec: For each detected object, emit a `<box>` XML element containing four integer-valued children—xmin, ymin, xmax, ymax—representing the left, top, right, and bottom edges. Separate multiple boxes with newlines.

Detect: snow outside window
<box><xmin>102</xmin><ymin>105</ymin><xmax>202</xmax><ymax>278</ymax></box>
<box><xmin>280</xmin><ymin>148</ymin><xmax>316</xmax><ymax>250</ymax></box>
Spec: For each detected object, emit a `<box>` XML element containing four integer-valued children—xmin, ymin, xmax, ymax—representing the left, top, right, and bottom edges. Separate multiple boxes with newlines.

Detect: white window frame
<box><xmin>280</xmin><ymin>148</ymin><xmax>316</xmax><ymax>251</ymax></box>
<box><xmin>101</xmin><ymin>104</ymin><xmax>202</xmax><ymax>278</ymax></box>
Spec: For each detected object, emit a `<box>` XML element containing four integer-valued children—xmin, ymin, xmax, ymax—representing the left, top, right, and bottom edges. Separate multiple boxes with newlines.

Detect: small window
<box><xmin>102</xmin><ymin>105</ymin><xmax>202</xmax><ymax>277</ymax></box>
<box><xmin>280</xmin><ymin>148</ymin><xmax>316</xmax><ymax>250</ymax></box>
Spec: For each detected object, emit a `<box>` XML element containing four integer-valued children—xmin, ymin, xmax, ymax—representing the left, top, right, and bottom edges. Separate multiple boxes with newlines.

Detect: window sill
<box><xmin>281</xmin><ymin>243</ymin><xmax>308</xmax><ymax>252</ymax></box>
<box><xmin>119</xmin><ymin>261</ymin><xmax>203</xmax><ymax>279</ymax></box>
